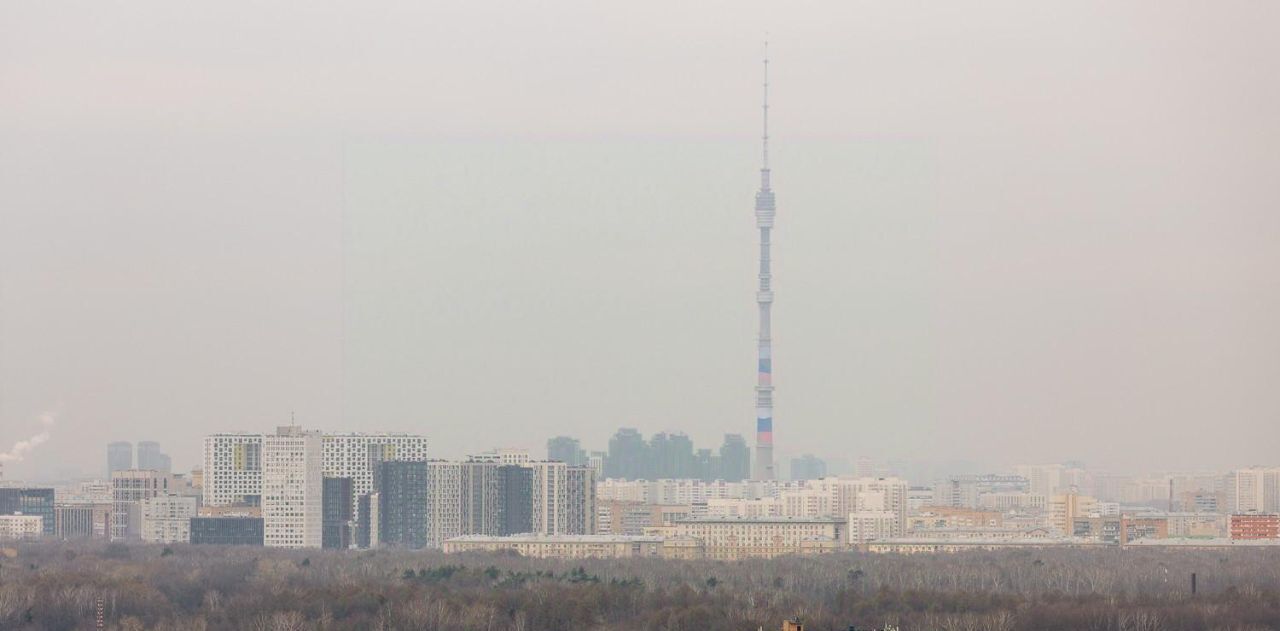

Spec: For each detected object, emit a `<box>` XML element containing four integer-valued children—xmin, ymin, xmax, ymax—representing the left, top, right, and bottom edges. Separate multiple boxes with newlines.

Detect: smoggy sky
<box><xmin>2</xmin><ymin>1</ymin><xmax>1278</xmax><ymax>481</ymax></box>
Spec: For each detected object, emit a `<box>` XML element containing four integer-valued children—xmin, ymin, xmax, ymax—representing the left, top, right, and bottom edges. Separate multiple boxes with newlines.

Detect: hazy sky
<box><xmin>2</xmin><ymin>1</ymin><xmax>1278</xmax><ymax>481</ymax></box>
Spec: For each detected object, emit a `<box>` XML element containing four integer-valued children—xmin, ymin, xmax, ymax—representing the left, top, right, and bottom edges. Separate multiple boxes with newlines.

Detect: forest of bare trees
<box><xmin>3</xmin><ymin>542</ymin><xmax>1280</xmax><ymax>630</ymax></box>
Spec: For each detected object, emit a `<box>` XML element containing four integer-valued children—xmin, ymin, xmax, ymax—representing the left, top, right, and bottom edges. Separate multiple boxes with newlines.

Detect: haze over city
<box><xmin>3</xmin><ymin>0</ymin><xmax>1279</xmax><ymax>481</ymax></box>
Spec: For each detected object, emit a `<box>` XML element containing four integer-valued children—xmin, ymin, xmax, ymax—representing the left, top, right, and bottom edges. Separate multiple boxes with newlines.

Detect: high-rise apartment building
<box><xmin>529</xmin><ymin>460</ymin><xmax>566</xmax><ymax>535</ymax></box>
<box><xmin>322</xmin><ymin>477</ymin><xmax>354</xmax><ymax>550</ymax></box>
<box><xmin>425</xmin><ymin>460</ymin><xmax>463</xmax><ymax>547</ymax></box>
<box><xmin>454</xmin><ymin>460</ymin><xmax>536</xmax><ymax>538</ymax></box>
<box><xmin>719</xmin><ymin>434</ymin><xmax>751</xmax><ymax>482</ymax></box>
<box><xmin>596</xmin><ymin>429</ymin><xmax>751</xmax><ymax>482</ymax></box>
<box><xmin>565</xmin><ymin>466</ymin><xmax>597</xmax><ymax>535</ymax></box>
<box><xmin>107</xmin><ymin>442</ymin><xmax>133</xmax><ymax>476</ymax></box>
<box><xmin>374</xmin><ymin>461</ymin><xmax>429</xmax><ymax>548</ymax></box>
<box><xmin>111</xmin><ymin>470</ymin><xmax>170</xmax><ymax>540</ymax></box>
<box><xmin>586</xmin><ymin>452</ymin><xmax>606</xmax><ymax>479</ymax></box>
<box><xmin>191</xmin><ymin>517</ymin><xmax>264</xmax><ymax>546</ymax></box>
<box><xmin>499</xmin><ymin>465</ymin><xmax>534</xmax><ymax>535</ymax></box>
<box><xmin>262</xmin><ymin>426</ymin><xmax>323</xmax><ymax>548</ymax></box>
<box><xmin>140</xmin><ymin>495</ymin><xmax>197</xmax><ymax>543</ymax></box>
<box><xmin>546</xmin><ymin>436</ymin><xmax>587</xmax><ymax>466</ymax></box>
<box><xmin>1231</xmin><ymin>467</ymin><xmax>1280</xmax><ymax>514</ymax></box>
<box><xmin>137</xmin><ymin>441</ymin><xmax>173</xmax><ymax>474</ymax></box>
<box><xmin>459</xmin><ymin>460</ymin><xmax>502</xmax><ymax>536</ymax></box>
<box><xmin>606</xmin><ymin>428</ymin><xmax>648</xmax><ymax>480</ymax></box>
<box><xmin>649</xmin><ymin>433</ymin><xmax>697</xmax><ymax>479</ymax></box>
<box><xmin>203</xmin><ymin>433</ymin><xmax>264</xmax><ymax>507</ymax></box>
<box><xmin>322</xmin><ymin>433</ymin><xmax>430</xmax><ymax>519</ymax></box>
<box><xmin>790</xmin><ymin>455</ymin><xmax>827</xmax><ymax>481</ymax></box>
<box><xmin>1015</xmin><ymin>464</ymin><xmax>1067</xmax><ymax>497</ymax></box>
<box><xmin>469</xmin><ymin>448</ymin><xmax>532</xmax><ymax>465</ymax></box>
<box><xmin>204</xmin><ymin>431</ymin><xmax>429</xmax><ymax>518</ymax></box>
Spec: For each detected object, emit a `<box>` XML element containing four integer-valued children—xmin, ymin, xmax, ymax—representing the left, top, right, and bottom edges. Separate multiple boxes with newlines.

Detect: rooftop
<box><xmin>446</xmin><ymin>534</ymin><xmax>664</xmax><ymax>544</ymax></box>
<box><xmin>1126</xmin><ymin>537</ymin><xmax>1280</xmax><ymax>547</ymax></box>
<box><xmin>676</xmin><ymin>516</ymin><xmax>845</xmax><ymax>524</ymax></box>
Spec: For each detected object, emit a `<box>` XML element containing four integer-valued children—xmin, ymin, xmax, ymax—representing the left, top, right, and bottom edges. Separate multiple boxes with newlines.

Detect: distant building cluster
<box><xmin>107</xmin><ymin>441</ymin><xmax>173</xmax><ymax>476</ymax></box>
<box><xmin>3</xmin><ymin>434</ymin><xmax>1280</xmax><ymax>561</ymax></box>
<box><xmin>547</xmin><ymin>430</ymin><xmax>752</xmax><ymax>483</ymax></box>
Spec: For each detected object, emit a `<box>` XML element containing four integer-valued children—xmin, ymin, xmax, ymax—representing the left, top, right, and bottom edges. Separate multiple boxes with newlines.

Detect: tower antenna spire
<box><xmin>762</xmin><ymin>40</ymin><xmax>770</xmax><ymax>173</ymax></box>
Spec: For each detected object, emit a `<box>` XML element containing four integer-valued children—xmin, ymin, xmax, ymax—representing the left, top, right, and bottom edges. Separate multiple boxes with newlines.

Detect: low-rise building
<box><xmin>909</xmin><ymin>506</ymin><xmax>1004</xmax><ymax>530</ymax></box>
<box><xmin>1049</xmin><ymin>493</ymin><xmax>1097</xmax><ymax>535</ymax></box>
<box><xmin>1166</xmin><ymin>512</ymin><xmax>1226</xmax><ymax>538</ymax></box>
<box><xmin>0</xmin><ymin>514</ymin><xmax>44</xmax><ymax>540</ymax></box>
<box><xmin>848</xmin><ymin>511</ymin><xmax>898</xmax><ymax>544</ymax></box>
<box><xmin>1120</xmin><ymin>516</ymin><xmax>1168</xmax><ymax>544</ymax></box>
<box><xmin>54</xmin><ymin>503</ymin><xmax>111</xmax><ymax>539</ymax></box>
<box><xmin>669</xmin><ymin>516</ymin><xmax>845</xmax><ymax>560</ymax></box>
<box><xmin>978</xmin><ymin>492</ymin><xmax>1047</xmax><ymax>511</ymax></box>
<box><xmin>864</xmin><ymin>537</ymin><xmax>1098</xmax><ymax>554</ymax></box>
<box><xmin>444</xmin><ymin>534</ymin><xmax>663</xmax><ymax>559</ymax></box>
<box><xmin>1230</xmin><ymin>513</ymin><xmax>1280</xmax><ymax>540</ymax></box>
<box><xmin>597</xmin><ymin>500</ymin><xmax>691</xmax><ymax>536</ymax></box>
<box><xmin>0</xmin><ymin>488</ymin><xmax>56</xmax><ymax>537</ymax></box>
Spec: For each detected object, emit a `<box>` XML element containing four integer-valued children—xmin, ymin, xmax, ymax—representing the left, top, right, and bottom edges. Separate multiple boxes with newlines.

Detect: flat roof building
<box><xmin>141</xmin><ymin>495</ymin><xmax>197</xmax><ymax>544</ymax></box>
<box><xmin>190</xmin><ymin>516</ymin><xmax>264</xmax><ymax>546</ymax></box>
<box><xmin>1230</xmin><ymin>513</ymin><xmax>1280</xmax><ymax>540</ymax></box>
<box><xmin>0</xmin><ymin>515</ymin><xmax>44</xmax><ymax>540</ymax></box>
<box><xmin>443</xmin><ymin>534</ymin><xmax>663</xmax><ymax>559</ymax></box>
<box><xmin>0</xmin><ymin>488</ymin><xmax>55</xmax><ymax>536</ymax></box>
<box><xmin>669</xmin><ymin>516</ymin><xmax>845</xmax><ymax>560</ymax></box>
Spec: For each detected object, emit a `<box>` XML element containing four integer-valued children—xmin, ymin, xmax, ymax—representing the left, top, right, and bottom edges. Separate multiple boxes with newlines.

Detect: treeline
<box><xmin>3</xmin><ymin>542</ymin><xmax>1280</xmax><ymax>630</ymax></box>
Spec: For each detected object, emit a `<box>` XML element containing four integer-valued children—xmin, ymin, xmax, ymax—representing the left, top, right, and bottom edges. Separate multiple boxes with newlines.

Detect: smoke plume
<box><xmin>0</xmin><ymin>412</ymin><xmax>56</xmax><ymax>463</ymax></box>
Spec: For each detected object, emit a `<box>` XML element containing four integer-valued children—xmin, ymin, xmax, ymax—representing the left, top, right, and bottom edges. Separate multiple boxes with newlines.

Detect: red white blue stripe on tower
<box><xmin>752</xmin><ymin>43</ymin><xmax>777</xmax><ymax>479</ymax></box>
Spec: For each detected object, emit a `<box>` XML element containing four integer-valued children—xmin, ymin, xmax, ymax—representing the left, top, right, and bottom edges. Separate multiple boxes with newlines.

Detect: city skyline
<box><xmin>2</xmin><ymin>2</ymin><xmax>1279</xmax><ymax>628</ymax></box>
<box><xmin>3</xmin><ymin>1</ymin><xmax>1280</xmax><ymax>480</ymax></box>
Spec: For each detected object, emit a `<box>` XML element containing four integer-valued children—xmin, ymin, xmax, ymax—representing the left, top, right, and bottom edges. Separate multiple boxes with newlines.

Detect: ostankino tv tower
<box><xmin>752</xmin><ymin>45</ymin><xmax>777</xmax><ymax>481</ymax></box>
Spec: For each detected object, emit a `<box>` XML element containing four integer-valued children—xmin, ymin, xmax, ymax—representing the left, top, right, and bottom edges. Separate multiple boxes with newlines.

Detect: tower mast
<box><xmin>753</xmin><ymin>43</ymin><xmax>777</xmax><ymax>481</ymax></box>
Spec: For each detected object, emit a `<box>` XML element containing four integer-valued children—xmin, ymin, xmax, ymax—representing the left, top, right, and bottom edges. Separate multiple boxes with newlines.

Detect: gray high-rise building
<box><xmin>605</xmin><ymin>428</ymin><xmax>649</xmax><ymax>480</ymax></box>
<box><xmin>565</xmin><ymin>466</ymin><xmax>597</xmax><ymax>535</ymax></box>
<box><xmin>355</xmin><ymin>494</ymin><xmax>374</xmax><ymax>548</ymax></box>
<box><xmin>694</xmin><ymin>448</ymin><xmax>718</xmax><ymax>481</ymax></box>
<box><xmin>790</xmin><ymin>454</ymin><xmax>827</xmax><ymax>481</ymax></box>
<box><xmin>322</xmin><ymin>477</ymin><xmax>354</xmax><ymax>550</ymax></box>
<box><xmin>190</xmin><ymin>517</ymin><xmax>263</xmax><ymax>546</ymax></box>
<box><xmin>107</xmin><ymin>442</ymin><xmax>133</xmax><ymax>476</ymax></box>
<box><xmin>498</xmin><ymin>465</ymin><xmax>533</xmax><ymax>536</ymax></box>
<box><xmin>650</xmin><ymin>432</ymin><xmax>696</xmax><ymax>479</ymax></box>
<box><xmin>719</xmin><ymin>434</ymin><xmax>751</xmax><ymax>482</ymax></box>
<box><xmin>546</xmin><ymin>436</ymin><xmax>587</xmax><ymax>466</ymax></box>
<box><xmin>137</xmin><ymin>441</ymin><xmax>172</xmax><ymax>474</ymax></box>
<box><xmin>374</xmin><ymin>461</ymin><xmax>429</xmax><ymax>549</ymax></box>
